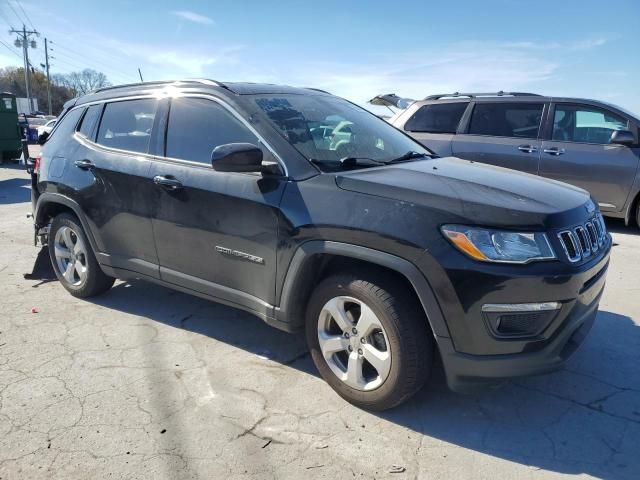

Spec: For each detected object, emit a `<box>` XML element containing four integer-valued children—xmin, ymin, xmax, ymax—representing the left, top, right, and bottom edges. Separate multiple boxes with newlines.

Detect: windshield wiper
<box><xmin>386</xmin><ymin>151</ymin><xmax>433</xmax><ymax>163</ymax></box>
<box><xmin>311</xmin><ymin>157</ymin><xmax>386</xmax><ymax>170</ymax></box>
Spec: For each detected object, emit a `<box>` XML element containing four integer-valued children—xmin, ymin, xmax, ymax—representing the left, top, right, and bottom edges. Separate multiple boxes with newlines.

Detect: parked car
<box><xmin>37</xmin><ymin>118</ymin><xmax>56</xmax><ymax>138</ymax></box>
<box><xmin>390</xmin><ymin>92</ymin><xmax>640</xmax><ymax>226</ymax></box>
<box><xmin>31</xmin><ymin>80</ymin><xmax>610</xmax><ymax>410</ymax></box>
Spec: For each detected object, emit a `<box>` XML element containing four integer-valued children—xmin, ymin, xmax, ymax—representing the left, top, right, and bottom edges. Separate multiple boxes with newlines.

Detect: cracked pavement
<box><xmin>1</xmin><ymin>163</ymin><xmax>639</xmax><ymax>479</ymax></box>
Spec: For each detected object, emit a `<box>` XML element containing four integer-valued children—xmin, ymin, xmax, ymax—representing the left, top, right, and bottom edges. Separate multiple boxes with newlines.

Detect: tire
<box><xmin>48</xmin><ymin>213</ymin><xmax>114</xmax><ymax>298</ymax></box>
<box><xmin>305</xmin><ymin>272</ymin><xmax>433</xmax><ymax>410</ymax></box>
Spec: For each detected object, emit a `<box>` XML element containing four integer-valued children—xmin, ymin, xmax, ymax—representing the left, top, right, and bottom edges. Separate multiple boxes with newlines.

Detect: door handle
<box><xmin>543</xmin><ymin>147</ymin><xmax>566</xmax><ymax>156</ymax></box>
<box><xmin>74</xmin><ymin>159</ymin><xmax>94</xmax><ymax>170</ymax></box>
<box><xmin>517</xmin><ymin>145</ymin><xmax>537</xmax><ymax>153</ymax></box>
<box><xmin>153</xmin><ymin>175</ymin><xmax>183</xmax><ymax>191</ymax></box>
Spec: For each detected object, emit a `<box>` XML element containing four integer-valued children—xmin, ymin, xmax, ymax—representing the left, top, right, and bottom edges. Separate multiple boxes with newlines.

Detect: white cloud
<box><xmin>171</xmin><ymin>10</ymin><xmax>214</xmax><ymax>25</ymax></box>
<box><xmin>252</xmin><ymin>41</ymin><xmax>560</xmax><ymax>108</ymax></box>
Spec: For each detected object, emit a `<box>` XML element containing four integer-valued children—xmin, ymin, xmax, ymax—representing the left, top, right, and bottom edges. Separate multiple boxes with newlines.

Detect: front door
<box><xmin>149</xmin><ymin>96</ymin><xmax>286</xmax><ymax>309</ymax></box>
<box><xmin>539</xmin><ymin>103</ymin><xmax>639</xmax><ymax>213</ymax></box>
<box><xmin>452</xmin><ymin>101</ymin><xmax>546</xmax><ymax>175</ymax></box>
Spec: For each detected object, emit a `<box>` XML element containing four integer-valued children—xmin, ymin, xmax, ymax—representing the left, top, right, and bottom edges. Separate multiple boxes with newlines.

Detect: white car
<box><xmin>37</xmin><ymin>119</ymin><xmax>57</xmax><ymax>137</ymax></box>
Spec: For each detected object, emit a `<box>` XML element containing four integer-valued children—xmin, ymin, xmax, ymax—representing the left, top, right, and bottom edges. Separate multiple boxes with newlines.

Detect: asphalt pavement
<box><xmin>0</xmin><ymin>162</ymin><xmax>638</xmax><ymax>479</ymax></box>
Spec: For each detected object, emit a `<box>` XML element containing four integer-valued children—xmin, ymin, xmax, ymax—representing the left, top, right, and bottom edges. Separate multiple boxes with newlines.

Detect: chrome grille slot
<box><xmin>597</xmin><ymin>215</ymin><xmax>607</xmax><ymax>246</ymax></box>
<box><xmin>558</xmin><ymin>231</ymin><xmax>581</xmax><ymax>262</ymax></box>
<box><xmin>574</xmin><ymin>226</ymin><xmax>591</xmax><ymax>256</ymax></box>
<box><xmin>585</xmin><ymin>222</ymin><xmax>598</xmax><ymax>253</ymax></box>
<box><xmin>557</xmin><ymin>214</ymin><xmax>608</xmax><ymax>263</ymax></box>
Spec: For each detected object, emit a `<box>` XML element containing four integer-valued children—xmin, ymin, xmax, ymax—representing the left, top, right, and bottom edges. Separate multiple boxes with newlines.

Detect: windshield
<box><xmin>253</xmin><ymin>94</ymin><xmax>432</xmax><ymax>169</ymax></box>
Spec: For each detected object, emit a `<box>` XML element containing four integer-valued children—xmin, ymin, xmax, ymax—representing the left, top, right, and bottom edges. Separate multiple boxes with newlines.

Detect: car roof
<box><xmin>70</xmin><ymin>79</ymin><xmax>330</xmax><ymax>107</ymax></box>
<box><xmin>414</xmin><ymin>93</ymin><xmax>638</xmax><ymax>119</ymax></box>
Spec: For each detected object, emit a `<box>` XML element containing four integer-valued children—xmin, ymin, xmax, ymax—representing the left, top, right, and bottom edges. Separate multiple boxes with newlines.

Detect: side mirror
<box><xmin>37</xmin><ymin>131</ymin><xmax>49</xmax><ymax>145</ymax></box>
<box><xmin>610</xmin><ymin>129</ymin><xmax>635</xmax><ymax>147</ymax></box>
<box><xmin>211</xmin><ymin>143</ymin><xmax>266</xmax><ymax>173</ymax></box>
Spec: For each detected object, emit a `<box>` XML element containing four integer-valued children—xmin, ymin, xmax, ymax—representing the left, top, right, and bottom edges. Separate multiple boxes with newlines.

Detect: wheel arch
<box><xmin>275</xmin><ymin>240</ymin><xmax>450</xmax><ymax>339</ymax></box>
<box><xmin>35</xmin><ymin>193</ymin><xmax>100</xmax><ymax>252</ymax></box>
<box><xmin>624</xmin><ymin>187</ymin><xmax>640</xmax><ymax>226</ymax></box>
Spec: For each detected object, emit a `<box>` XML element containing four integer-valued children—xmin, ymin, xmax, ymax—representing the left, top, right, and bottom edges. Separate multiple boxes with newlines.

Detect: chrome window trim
<box><xmin>66</xmin><ymin>92</ymin><xmax>289</xmax><ymax>177</ymax></box>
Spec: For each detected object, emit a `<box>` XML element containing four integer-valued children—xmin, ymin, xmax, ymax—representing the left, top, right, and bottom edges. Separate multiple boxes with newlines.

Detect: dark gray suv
<box><xmin>391</xmin><ymin>92</ymin><xmax>640</xmax><ymax>226</ymax></box>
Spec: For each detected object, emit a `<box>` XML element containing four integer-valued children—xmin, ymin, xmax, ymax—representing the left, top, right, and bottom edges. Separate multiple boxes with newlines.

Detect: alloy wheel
<box><xmin>317</xmin><ymin>295</ymin><xmax>392</xmax><ymax>391</ymax></box>
<box><xmin>53</xmin><ymin>226</ymin><xmax>88</xmax><ymax>286</ymax></box>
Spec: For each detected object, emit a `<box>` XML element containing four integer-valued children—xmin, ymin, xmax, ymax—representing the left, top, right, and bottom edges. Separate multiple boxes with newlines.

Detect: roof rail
<box><xmin>92</xmin><ymin>79</ymin><xmax>226</xmax><ymax>94</ymax></box>
<box><xmin>423</xmin><ymin>91</ymin><xmax>541</xmax><ymax>100</ymax></box>
<box><xmin>305</xmin><ymin>87</ymin><xmax>331</xmax><ymax>94</ymax></box>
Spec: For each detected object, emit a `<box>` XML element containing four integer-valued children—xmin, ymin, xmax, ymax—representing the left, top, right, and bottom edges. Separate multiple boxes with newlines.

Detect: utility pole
<box><xmin>10</xmin><ymin>25</ymin><xmax>39</xmax><ymax>113</ymax></box>
<box><xmin>44</xmin><ymin>38</ymin><xmax>52</xmax><ymax>115</ymax></box>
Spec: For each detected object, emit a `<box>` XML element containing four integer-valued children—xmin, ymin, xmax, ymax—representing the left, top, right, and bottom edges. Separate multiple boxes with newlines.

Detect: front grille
<box><xmin>558</xmin><ymin>214</ymin><xmax>607</xmax><ymax>263</ymax></box>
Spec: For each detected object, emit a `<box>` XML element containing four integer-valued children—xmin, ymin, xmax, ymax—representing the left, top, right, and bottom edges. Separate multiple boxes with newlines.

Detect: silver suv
<box><xmin>390</xmin><ymin>92</ymin><xmax>640</xmax><ymax>226</ymax></box>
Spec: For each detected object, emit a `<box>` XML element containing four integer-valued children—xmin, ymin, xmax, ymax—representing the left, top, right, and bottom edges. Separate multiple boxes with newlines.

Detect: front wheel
<box><xmin>305</xmin><ymin>272</ymin><xmax>433</xmax><ymax>410</ymax></box>
<box><xmin>48</xmin><ymin>213</ymin><xmax>114</xmax><ymax>298</ymax></box>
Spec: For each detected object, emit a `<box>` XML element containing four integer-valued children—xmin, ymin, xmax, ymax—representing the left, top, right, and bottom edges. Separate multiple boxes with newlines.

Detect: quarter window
<box><xmin>77</xmin><ymin>104</ymin><xmax>102</xmax><ymax>139</ymax></box>
<box><xmin>552</xmin><ymin>105</ymin><xmax>628</xmax><ymax>144</ymax></box>
<box><xmin>404</xmin><ymin>103</ymin><xmax>468</xmax><ymax>133</ymax></box>
<box><xmin>96</xmin><ymin>99</ymin><xmax>158</xmax><ymax>154</ymax></box>
<box><xmin>166</xmin><ymin>97</ymin><xmax>259</xmax><ymax>164</ymax></box>
<box><xmin>468</xmin><ymin>103</ymin><xmax>544</xmax><ymax>138</ymax></box>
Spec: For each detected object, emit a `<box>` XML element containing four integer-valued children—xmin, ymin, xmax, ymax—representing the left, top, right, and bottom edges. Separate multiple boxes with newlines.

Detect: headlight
<box><xmin>441</xmin><ymin>225</ymin><xmax>556</xmax><ymax>264</ymax></box>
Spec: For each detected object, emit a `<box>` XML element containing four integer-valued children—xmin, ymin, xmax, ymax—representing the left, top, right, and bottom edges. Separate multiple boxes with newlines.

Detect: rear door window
<box><xmin>77</xmin><ymin>104</ymin><xmax>103</xmax><ymax>140</ymax></box>
<box><xmin>468</xmin><ymin>102</ymin><xmax>544</xmax><ymax>138</ymax></box>
<box><xmin>42</xmin><ymin>108</ymin><xmax>84</xmax><ymax>150</ymax></box>
<box><xmin>552</xmin><ymin>104</ymin><xmax>629</xmax><ymax>144</ymax></box>
<box><xmin>165</xmin><ymin>97</ymin><xmax>259</xmax><ymax>164</ymax></box>
<box><xmin>404</xmin><ymin>102</ymin><xmax>468</xmax><ymax>133</ymax></box>
<box><xmin>96</xmin><ymin>98</ymin><xmax>158</xmax><ymax>154</ymax></box>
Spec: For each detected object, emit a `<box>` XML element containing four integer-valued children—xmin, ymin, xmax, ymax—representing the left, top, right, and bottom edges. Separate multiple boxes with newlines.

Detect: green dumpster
<box><xmin>0</xmin><ymin>92</ymin><xmax>23</xmax><ymax>161</ymax></box>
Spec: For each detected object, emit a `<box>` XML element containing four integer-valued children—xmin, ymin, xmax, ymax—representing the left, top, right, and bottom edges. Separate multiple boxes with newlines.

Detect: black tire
<box><xmin>48</xmin><ymin>213</ymin><xmax>114</xmax><ymax>298</ymax></box>
<box><xmin>305</xmin><ymin>272</ymin><xmax>433</xmax><ymax>410</ymax></box>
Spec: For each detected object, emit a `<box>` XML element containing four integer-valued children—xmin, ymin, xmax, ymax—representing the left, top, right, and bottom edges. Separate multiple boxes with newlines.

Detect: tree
<box><xmin>0</xmin><ymin>66</ymin><xmax>75</xmax><ymax>114</ymax></box>
<box><xmin>0</xmin><ymin>67</ymin><xmax>112</xmax><ymax>115</ymax></box>
<box><xmin>62</xmin><ymin>69</ymin><xmax>111</xmax><ymax>96</ymax></box>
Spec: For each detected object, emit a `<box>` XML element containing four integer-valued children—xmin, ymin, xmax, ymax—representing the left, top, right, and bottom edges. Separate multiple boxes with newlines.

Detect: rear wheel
<box><xmin>305</xmin><ymin>272</ymin><xmax>433</xmax><ymax>410</ymax></box>
<box><xmin>48</xmin><ymin>213</ymin><xmax>114</xmax><ymax>297</ymax></box>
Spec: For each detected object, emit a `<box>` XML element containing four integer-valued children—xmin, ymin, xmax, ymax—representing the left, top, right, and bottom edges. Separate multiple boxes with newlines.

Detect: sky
<box><xmin>0</xmin><ymin>0</ymin><xmax>638</xmax><ymax>115</ymax></box>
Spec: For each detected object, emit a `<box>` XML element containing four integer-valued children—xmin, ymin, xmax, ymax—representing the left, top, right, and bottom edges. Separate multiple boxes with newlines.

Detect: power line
<box><xmin>49</xmin><ymin>42</ymin><xmax>137</xmax><ymax>84</ymax></box>
<box><xmin>0</xmin><ymin>39</ymin><xmax>21</xmax><ymax>59</ymax></box>
<box><xmin>15</xmin><ymin>1</ymin><xmax>35</xmax><ymax>31</ymax></box>
<box><xmin>49</xmin><ymin>50</ymin><xmax>133</xmax><ymax>84</ymax></box>
<box><xmin>0</xmin><ymin>8</ymin><xmax>16</xmax><ymax>28</ymax></box>
<box><xmin>51</xmin><ymin>42</ymin><xmax>137</xmax><ymax>80</ymax></box>
<box><xmin>5</xmin><ymin>1</ymin><xmax>26</xmax><ymax>26</ymax></box>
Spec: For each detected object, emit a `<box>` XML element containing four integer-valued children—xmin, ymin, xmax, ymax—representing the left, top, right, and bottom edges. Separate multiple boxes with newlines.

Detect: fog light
<box><xmin>481</xmin><ymin>302</ymin><xmax>561</xmax><ymax>338</ymax></box>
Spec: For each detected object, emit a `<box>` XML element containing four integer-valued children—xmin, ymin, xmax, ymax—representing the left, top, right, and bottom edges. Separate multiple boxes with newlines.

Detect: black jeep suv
<box><xmin>31</xmin><ymin>80</ymin><xmax>611</xmax><ymax>410</ymax></box>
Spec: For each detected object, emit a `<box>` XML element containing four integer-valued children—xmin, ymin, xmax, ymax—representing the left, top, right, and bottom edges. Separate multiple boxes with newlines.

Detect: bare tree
<box><xmin>61</xmin><ymin>69</ymin><xmax>111</xmax><ymax>96</ymax></box>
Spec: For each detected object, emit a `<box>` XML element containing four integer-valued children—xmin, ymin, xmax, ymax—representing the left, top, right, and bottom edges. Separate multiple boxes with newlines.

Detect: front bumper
<box><xmin>429</xmin><ymin>236</ymin><xmax>610</xmax><ymax>393</ymax></box>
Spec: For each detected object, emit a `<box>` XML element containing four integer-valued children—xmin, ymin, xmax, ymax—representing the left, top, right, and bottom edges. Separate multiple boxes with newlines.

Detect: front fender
<box><xmin>275</xmin><ymin>240</ymin><xmax>450</xmax><ymax>338</ymax></box>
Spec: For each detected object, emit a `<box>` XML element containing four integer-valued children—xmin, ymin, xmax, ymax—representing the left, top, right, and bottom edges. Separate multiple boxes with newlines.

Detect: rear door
<box><xmin>452</xmin><ymin>101</ymin><xmax>546</xmax><ymax>174</ymax></box>
<box><xmin>149</xmin><ymin>96</ymin><xmax>286</xmax><ymax>308</ymax></box>
<box><xmin>399</xmin><ymin>101</ymin><xmax>468</xmax><ymax>156</ymax></box>
<box><xmin>74</xmin><ymin>98</ymin><xmax>160</xmax><ymax>278</ymax></box>
<box><xmin>539</xmin><ymin>103</ymin><xmax>639</xmax><ymax>213</ymax></box>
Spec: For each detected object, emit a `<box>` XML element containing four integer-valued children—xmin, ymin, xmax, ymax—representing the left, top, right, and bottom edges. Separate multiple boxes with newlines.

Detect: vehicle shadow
<box><xmin>0</xmin><ymin>175</ymin><xmax>31</xmax><ymax>205</ymax></box>
<box><xmin>605</xmin><ymin>217</ymin><xmax>638</xmax><ymax>236</ymax></box>
<box><xmin>73</xmin><ymin>275</ymin><xmax>638</xmax><ymax>480</ymax></box>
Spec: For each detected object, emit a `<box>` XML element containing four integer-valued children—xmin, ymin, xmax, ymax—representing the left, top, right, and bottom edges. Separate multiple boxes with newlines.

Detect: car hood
<box><xmin>335</xmin><ymin>157</ymin><xmax>593</xmax><ymax>229</ymax></box>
